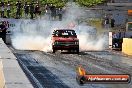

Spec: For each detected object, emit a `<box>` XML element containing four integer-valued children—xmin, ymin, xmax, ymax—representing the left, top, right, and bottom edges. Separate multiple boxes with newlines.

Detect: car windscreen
<box><xmin>53</xmin><ymin>30</ymin><xmax>76</xmax><ymax>37</ymax></box>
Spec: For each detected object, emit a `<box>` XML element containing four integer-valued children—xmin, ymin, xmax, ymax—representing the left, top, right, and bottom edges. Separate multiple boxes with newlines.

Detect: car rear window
<box><xmin>53</xmin><ymin>30</ymin><xmax>76</xmax><ymax>37</ymax></box>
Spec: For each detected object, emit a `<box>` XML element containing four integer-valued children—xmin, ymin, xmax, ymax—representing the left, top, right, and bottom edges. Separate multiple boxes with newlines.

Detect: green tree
<box><xmin>40</xmin><ymin>0</ymin><xmax>67</xmax><ymax>7</ymax></box>
<box><xmin>76</xmin><ymin>0</ymin><xmax>106</xmax><ymax>7</ymax></box>
<box><xmin>0</xmin><ymin>0</ymin><xmax>66</xmax><ymax>18</ymax></box>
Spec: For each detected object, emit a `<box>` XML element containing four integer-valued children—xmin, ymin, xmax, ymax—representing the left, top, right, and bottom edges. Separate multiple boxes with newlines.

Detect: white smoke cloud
<box><xmin>11</xmin><ymin>20</ymin><xmax>53</xmax><ymax>52</ymax></box>
<box><xmin>11</xmin><ymin>2</ymin><xmax>108</xmax><ymax>52</ymax></box>
<box><xmin>74</xmin><ymin>24</ymin><xmax>108</xmax><ymax>51</ymax></box>
<box><xmin>12</xmin><ymin>34</ymin><xmax>51</xmax><ymax>51</ymax></box>
<box><xmin>78</xmin><ymin>34</ymin><xmax>107</xmax><ymax>51</ymax></box>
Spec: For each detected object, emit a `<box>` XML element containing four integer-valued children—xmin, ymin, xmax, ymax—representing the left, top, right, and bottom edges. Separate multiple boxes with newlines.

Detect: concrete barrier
<box><xmin>107</xmin><ymin>3</ymin><xmax>132</xmax><ymax>6</ymax></box>
<box><xmin>0</xmin><ymin>59</ymin><xmax>5</xmax><ymax>88</ymax></box>
<box><xmin>0</xmin><ymin>38</ymin><xmax>33</xmax><ymax>88</ymax></box>
<box><xmin>122</xmin><ymin>38</ymin><xmax>132</xmax><ymax>55</ymax></box>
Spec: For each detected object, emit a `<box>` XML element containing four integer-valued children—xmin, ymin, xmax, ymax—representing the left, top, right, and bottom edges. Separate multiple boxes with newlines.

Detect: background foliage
<box><xmin>75</xmin><ymin>0</ymin><xmax>106</xmax><ymax>7</ymax></box>
<box><xmin>0</xmin><ymin>0</ymin><xmax>106</xmax><ymax>18</ymax></box>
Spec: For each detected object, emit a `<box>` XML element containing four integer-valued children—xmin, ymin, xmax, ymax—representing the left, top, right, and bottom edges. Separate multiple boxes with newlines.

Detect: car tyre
<box><xmin>53</xmin><ymin>49</ymin><xmax>56</xmax><ymax>53</ymax></box>
<box><xmin>76</xmin><ymin>48</ymin><xmax>79</xmax><ymax>54</ymax></box>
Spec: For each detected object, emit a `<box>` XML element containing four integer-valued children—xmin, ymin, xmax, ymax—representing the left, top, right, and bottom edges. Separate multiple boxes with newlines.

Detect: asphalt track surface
<box><xmin>9</xmin><ymin>46</ymin><xmax>132</xmax><ymax>88</ymax></box>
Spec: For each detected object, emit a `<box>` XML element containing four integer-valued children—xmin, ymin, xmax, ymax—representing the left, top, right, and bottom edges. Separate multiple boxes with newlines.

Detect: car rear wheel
<box><xmin>76</xmin><ymin>48</ymin><xmax>79</xmax><ymax>54</ymax></box>
<box><xmin>53</xmin><ymin>49</ymin><xmax>56</xmax><ymax>53</ymax></box>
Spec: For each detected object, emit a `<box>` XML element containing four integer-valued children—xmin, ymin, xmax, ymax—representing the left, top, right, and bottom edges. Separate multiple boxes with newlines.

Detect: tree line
<box><xmin>0</xmin><ymin>0</ymin><xmax>106</xmax><ymax>7</ymax></box>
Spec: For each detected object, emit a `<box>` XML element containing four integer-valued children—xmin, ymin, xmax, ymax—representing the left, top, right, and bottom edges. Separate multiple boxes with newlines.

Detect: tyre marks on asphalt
<box><xmin>14</xmin><ymin>53</ymin><xmax>70</xmax><ymax>88</ymax></box>
<box><xmin>82</xmin><ymin>51</ymin><xmax>132</xmax><ymax>74</ymax></box>
<box><xmin>44</xmin><ymin>52</ymin><xmax>132</xmax><ymax>88</ymax></box>
<box><xmin>30</xmin><ymin>51</ymin><xmax>89</xmax><ymax>88</ymax></box>
<box><xmin>11</xmin><ymin>48</ymin><xmax>132</xmax><ymax>88</ymax></box>
<box><xmin>39</xmin><ymin>52</ymin><xmax>110</xmax><ymax>88</ymax></box>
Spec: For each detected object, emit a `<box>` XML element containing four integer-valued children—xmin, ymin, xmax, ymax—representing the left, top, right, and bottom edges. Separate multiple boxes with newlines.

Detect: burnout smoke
<box><xmin>75</xmin><ymin>25</ymin><xmax>108</xmax><ymax>51</ymax></box>
<box><xmin>11</xmin><ymin>20</ymin><xmax>53</xmax><ymax>52</ymax></box>
<box><xmin>11</xmin><ymin>2</ymin><xmax>108</xmax><ymax>52</ymax></box>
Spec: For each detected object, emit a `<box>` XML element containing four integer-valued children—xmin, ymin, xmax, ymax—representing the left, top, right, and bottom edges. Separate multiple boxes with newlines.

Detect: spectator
<box><xmin>7</xmin><ymin>2</ymin><xmax>11</xmax><ymax>18</ymax></box>
<box><xmin>104</xmin><ymin>16</ymin><xmax>110</xmax><ymax>29</ymax></box>
<box><xmin>111</xmin><ymin>18</ymin><xmax>115</xmax><ymax>28</ymax></box>
<box><xmin>30</xmin><ymin>2</ymin><xmax>34</xmax><ymax>19</ymax></box>
<box><xmin>50</xmin><ymin>4</ymin><xmax>56</xmax><ymax>20</ymax></box>
<box><xmin>24</xmin><ymin>2</ymin><xmax>29</xmax><ymax>18</ymax></box>
<box><xmin>1</xmin><ymin>2</ymin><xmax>5</xmax><ymax>18</ymax></box>
<box><xmin>0</xmin><ymin>21</ymin><xmax>7</xmax><ymax>43</ymax></box>
<box><xmin>45</xmin><ymin>4</ymin><xmax>51</xmax><ymax>20</ymax></box>
<box><xmin>34</xmin><ymin>4</ymin><xmax>41</xmax><ymax>18</ymax></box>
<box><xmin>58</xmin><ymin>8</ymin><xmax>63</xmax><ymax>21</ymax></box>
<box><xmin>16</xmin><ymin>1</ymin><xmax>22</xmax><ymax>18</ymax></box>
<box><xmin>112</xmin><ymin>33</ymin><xmax>118</xmax><ymax>48</ymax></box>
<box><xmin>45</xmin><ymin>4</ymin><xmax>50</xmax><ymax>13</ymax></box>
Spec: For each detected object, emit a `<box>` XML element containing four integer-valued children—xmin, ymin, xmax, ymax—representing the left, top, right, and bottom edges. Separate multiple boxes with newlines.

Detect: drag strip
<box><xmin>78</xmin><ymin>51</ymin><xmax>132</xmax><ymax>74</ymax></box>
<box><xmin>14</xmin><ymin>52</ymin><xmax>70</xmax><ymax>88</ymax></box>
<box><xmin>9</xmin><ymin>46</ymin><xmax>132</xmax><ymax>88</ymax></box>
